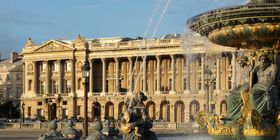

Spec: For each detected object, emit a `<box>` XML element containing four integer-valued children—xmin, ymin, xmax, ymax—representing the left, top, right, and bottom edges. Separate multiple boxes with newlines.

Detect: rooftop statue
<box><xmin>120</xmin><ymin>92</ymin><xmax>157</xmax><ymax>140</ymax></box>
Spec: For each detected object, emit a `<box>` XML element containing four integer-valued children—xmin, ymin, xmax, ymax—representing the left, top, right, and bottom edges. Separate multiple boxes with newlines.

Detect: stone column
<box><xmin>170</xmin><ymin>103</ymin><xmax>175</xmax><ymax>123</ymax></box>
<box><xmin>58</xmin><ymin>60</ymin><xmax>62</xmax><ymax>94</ymax></box>
<box><xmin>101</xmin><ymin>105</ymin><xmax>105</xmax><ymax>121</ymax></box>
<box><xmin>201</xmin><ymin>56</ymin><xmax>205</xmax><ymax>91</ymax></box>
<box><xmin>33</xmin><ymin>61</ymin><xmax>37</xmax><ymax>95</ymax></box>
<box><xmin>128</xmin><ymin>57</ymin><xmax>133</xmax><ymax>95</ymax></box>
<box><xmin>114</xmin><ymin>58</ymin><xmax>119</xmax><ymax>95</ymax></box>
<box><xmin>185</xmin><ymin>59</ymin><xmax>191</xmax><ymax>93</ymax></box>
<box><xmin>89</xmin><ymin>59</ymin><xmax>93</xmax><ymax>95</ymax></box>
<box><xmin>155</xmin><ymin>102</ymin><xmax>161</xmax><ymax>120</ymax></box>
<box><xmin>101</xmin><ymin>58</ymin><xmax>106</xmax><ymax>96</ymax></box>
<box><xmin>70</xmin><ymin>60</ymin><xmax>75</xmax><ymax>97</ymax></box>
<box><xmin>22</xmin><ymin>63</ymin><xmax>26</xmax><ymax>95</ymax></box>
<box><xmin>170</xmin><ymin>55</ymin><xmax>176</xmax><ymax>94</ymax></box>
<box><xmin>142</xmin><ymin>56</ymin><xmax>147</xmax><ymax>93</ymax></box>
<box><xmin>45</xmin><ymin>61</ymin><xmax>50</xmax><ymax>95</ymax></box>
<box><xmin>231</xmin><ymin>52</ymin><xmax>236</xmax><ymax>89</ymax></box>
<box><xmin>155</xmin><ymin>55</ymin><xmax>161</xmax><ymax>95</ymax></box>
<box><xmin>216</xmin><ymin>58</ymin><xmax>221</xmax><ymax>91</ymax></box>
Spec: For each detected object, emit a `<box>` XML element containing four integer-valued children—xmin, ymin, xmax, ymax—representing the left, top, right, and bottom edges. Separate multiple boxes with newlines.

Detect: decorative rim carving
<box><xmin>188</xmin><ymin>3</ymin><xmax>280</xmax><ymax>46</ymax></box>
<box><xmin>208</xmin><ymin>23</ymin><xmax>280</xmax><ymax>48</ymax></box>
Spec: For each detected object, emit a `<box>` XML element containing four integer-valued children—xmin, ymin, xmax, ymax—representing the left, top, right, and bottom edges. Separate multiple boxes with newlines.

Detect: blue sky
<box><xmin>0</xmin><ymin>0</ymin><xmax>246</xmax><ymax>58</ymax></box>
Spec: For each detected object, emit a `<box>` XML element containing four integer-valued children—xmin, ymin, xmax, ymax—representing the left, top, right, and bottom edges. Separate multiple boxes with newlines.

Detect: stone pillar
<box><xmin>45</xmin><ymin>61</ymin><xmax>50</xmax><ymax>95</ymax></box>
<box><xmin>128</xmin><ymin>57</ymin><xmax>133</xmax><ymax>95</ymax></box>
<box><xmin>33</xmin><ymin>61</ymin><xmax>38</xmax><ymax>95</ymax></box>
<box><xmin>114</xmin><ymin>103</ymin><xmax>119</xmax><ymax>120</ymax></box>
<box><xmin>170</xmin><ymin>55</ymin><xmax>176</xmax><ymax>94</ymax></box>
<box><xmin>101</xmin><ymin>58</ymin><xmax>106</xmax><ymax>96</ymax></box>
<box><xmin>142</xmin><ymin>56</ymin><xmax>147</xmax><ymax>93</ymax></box>
<box><xmin>170</xmin><ymin>103</ymin><xmax>175</xmax><ymax>123</ymax></box>
<box><xmin>155</xmin><ymin>55</ymin><xmax>161</xmax><ymax>95</ymax></box>
<box><xmin>70</xmin><ymin>60</ymin><xmax>75</xmax><ymax>97</ymax></box>
<box><xmin>185</xmin><ymin>59</ymin><xmax>191</xmax><ymax>93</ymax></box>
<box><xmin>216</xmin><ymin>58</ymin><xmax>221</xmax><ymax>91</ymax></box>
<box><xmin>101</xmin><ymin>105</ymin><xmax>105</xmax><ymax>121</ymax></box>
<box><xmin>23</xmin><ymin>63</ymin><xmax>25</xmax><ymax>94</ymax></box>
<box><xmin>58</xmin><ymin>60</ymin><xmax>62</xmax><ymax>94</ymax></box>
<box><xmin>114</xmin><ymin>58</ymin><xmax>119</xmax><ymax>95</ymax></box>
<box><xmin>195</xmin><ymin>59</ymin><xmax>199</xmax><ymax>90</ymax></box>
<box><xmin>201</xmin><ymin>56</ymin><xmax>205</xmax><ymax>91</ymax></box>
<box><xmin>155</xmin><ymin>102</ymin><xmax>161</xmax><ymax>120</ymax></box>
<box><xmin>231</xmin><ymin>52</ymin><xmax>236</xmax><ymax>89</ymax></box>
<box><xmin>89</xmin><ymin>59</ymin><xmax>93</xmax><ymax>95</ymax></box>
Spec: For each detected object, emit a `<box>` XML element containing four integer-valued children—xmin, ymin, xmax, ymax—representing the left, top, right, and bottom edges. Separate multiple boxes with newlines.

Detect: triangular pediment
<box><xmin>34</xmin><ymin>40</ymin><xmax>74</xmax><ymax>53</ymax></box>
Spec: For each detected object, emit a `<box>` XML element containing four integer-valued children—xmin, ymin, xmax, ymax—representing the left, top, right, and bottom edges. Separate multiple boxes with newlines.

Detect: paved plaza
<box><xmin>0</xmin><ymin>129</ymin><xmax>211</xmax><ymax>140</ymax></box>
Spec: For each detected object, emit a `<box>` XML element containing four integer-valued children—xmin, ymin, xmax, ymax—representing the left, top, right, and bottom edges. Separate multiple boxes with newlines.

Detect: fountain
<box><xmin>187</xmin><ymin>0</ymin><xmax>280</xmax><ymax>140</ymax></box>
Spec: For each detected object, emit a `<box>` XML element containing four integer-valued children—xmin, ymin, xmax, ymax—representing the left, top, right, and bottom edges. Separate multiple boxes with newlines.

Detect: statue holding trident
<box><xmin>195</xmin><ymin>49</ymin><xmax>280</xmax><ymax>139</ymax></box>
<box><xmin>227</xmin><ymin>50</ymin><xmax>279</xmax><ymax>124</ymax></box>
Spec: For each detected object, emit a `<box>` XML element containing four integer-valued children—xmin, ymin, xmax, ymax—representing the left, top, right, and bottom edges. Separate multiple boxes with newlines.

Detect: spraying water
<box><xmin>127</xmin><ymin>0</ymin><xmax>173</xmax><ymax>109</ymax></box>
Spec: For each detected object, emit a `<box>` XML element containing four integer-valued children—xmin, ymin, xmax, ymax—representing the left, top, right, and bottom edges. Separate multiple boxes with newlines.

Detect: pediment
<box><xmin>34</xmin><ymin>40</ymin><xmax>74</xmax><ymax>53</ymax></box>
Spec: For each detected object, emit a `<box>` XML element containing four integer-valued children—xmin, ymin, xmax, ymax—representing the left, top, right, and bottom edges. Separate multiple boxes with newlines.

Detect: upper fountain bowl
<box><xmin>187</xmin><ymin>0</ymin><xmax>280</xmax><ymax>49</ymax></box>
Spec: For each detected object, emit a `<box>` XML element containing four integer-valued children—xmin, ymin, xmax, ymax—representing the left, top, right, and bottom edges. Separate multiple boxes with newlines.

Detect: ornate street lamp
<box><xmin>21</xmin><ymin>102</ymin><xmax>25</xmax><ymax>123</ymax></box>
<box><xmin>204</xmin><ymin>67</ymin><xmax>214</xmax><ymax>113</ymax></box>
<box><xmin>82</xmin><ymin>59</ymin><xmax>90</xmax><ymax>137</ymax></box>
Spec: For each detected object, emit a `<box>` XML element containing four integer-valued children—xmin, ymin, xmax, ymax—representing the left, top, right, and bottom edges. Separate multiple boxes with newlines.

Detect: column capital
<box><xmin>156</xmin><ymin>55</ymin><xmax>161</xmax><ymax>60</ymax></box>
<box><xmin>170</xmin><ymin>54</ymin><xmax>176</xmax><ymax>59</ymax></box>
<box><xmin>128</xmin><ymin>57</ymin><xmax>133</xmax><ymax>62</ymax></box>
<box><xmin>101</xmin><ymin>58</ymin><xmax>106</xmax><ymax>63</ymax></box>
<box><xmin>141</xmin><ymin>56</ymin><xmax>147</xmax><ymax>60</ymax></box>
<box><xmin>114</xmin><ymin>57</ymin><xmax>119</xmax><ymax>62</ymax></box>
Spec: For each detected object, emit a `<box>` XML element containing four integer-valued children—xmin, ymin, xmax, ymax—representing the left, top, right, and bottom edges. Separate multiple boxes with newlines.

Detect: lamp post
<box><xmin>21</xmin><ymin>102</ymin><xmax>25</xmax><ymax>123</ymax></box>
<box><xmin>204</xmin><ymin>67</ymin><xmax>214</xmax><ymax>113</ymax></box>
<box><xmin>82</xmin><ymin>59</ymin><xmax>90</xmax><ymax>137</ymax></box>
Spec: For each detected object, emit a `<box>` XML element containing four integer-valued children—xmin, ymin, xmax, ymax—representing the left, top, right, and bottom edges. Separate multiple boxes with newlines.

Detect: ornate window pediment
<box><xmin>34</xmin><ymin>40</ymin><xmax>74</xmax><ymax>53</ymax></box>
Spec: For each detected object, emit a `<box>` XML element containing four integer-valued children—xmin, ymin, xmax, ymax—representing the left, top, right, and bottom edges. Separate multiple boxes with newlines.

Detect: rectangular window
<box><xmin>16</xmin><ymin>87</ymin><xmax>21</xmax><ymax>96</ymax></box>
<box><xmin>38</xmin><ymin>102</ymin><xmax>42</xmax><ymax>106</ymax></box>
<box><xmin>7</xmin><ymin>74</ymin><xmax>12</xmax><ymax>81</ymax></box>
<box><xmin>62</xmin><ymin>108</ymin><xmax>68</xmax><ymax>119</ymax></box>
<box><xmin>66</xmin><ymin>80</ymin><xmax>71</xmax><ymax>93</ymax></box>
<box><xmin>28</xmin><ymin>106</ymin><xmax>31</xmax><ymax>116</ymax></box>
<box><xmin>16</xmin><ymin>74</ymin><xmax>22</xmax><ymax>81</ymax></box>
<box><xmin>6</xmin><ymin>88</ymin><xmax>11</xmax><ymax>98</ymax></box>
<box><xmin>40</xmin><ymin>81</ymin><xmax>46</xmax><ymax>94</ymax></box>
<box><xmin>77</xmin><ymin>106</ymin><xmax>81</xmax><ymax>115</ymax></box>
<box><xmin>66</xmin><ymin>62</ymin><xmax>72</xmax><ymax>71</ymax></box>
<box><xmin>28</xmin><ymin>80</ymin><xmax>32</xmax><ymax>91</ymax></box>
<box><xmin>52</xmin><ymin>81</ymin><xmax>58</xmax><ymax>94</ymax></box>
<box><xmin>40</xmin><ymin>63</ymin><xmax>47</xmax><ymax>72</ymax></box>
<box><xmin>228</xmin><ymin>77</ymin><xmax>232</xmax><ymax>90</ymax></box>
<box><xmin>37</xmin><ymin>109</ymin><xmax>42</xmax><ymax>117</ymax></box>
<box><xmin>62</xmin><ymin>101</ymin><xmax>67</xmax><ymax>105</ymax></box>
<box><xmin>184</xmin><ymin>78</ymin><xmax>187</xmax><ymax>90</ymax></box>
<box><xmin>52</xmin><ymin>63</ymin><xmax>59</xmax><ymax>72</ymax></box>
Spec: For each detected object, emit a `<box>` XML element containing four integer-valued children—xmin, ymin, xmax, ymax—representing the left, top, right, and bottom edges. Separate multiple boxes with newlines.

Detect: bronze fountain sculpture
<box><xmin>188</xmin><ymin>0</ymin><xmax>280</xmax><ymax>139</ymax></box>
<box><xmin>119</xmin><ymin>92</ymin><xmax>157</xmax><ymax>140</ymax></box>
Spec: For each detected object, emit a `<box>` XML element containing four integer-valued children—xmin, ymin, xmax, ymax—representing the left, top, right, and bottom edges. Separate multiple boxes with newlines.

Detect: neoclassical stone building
<box><xmin>21</xmin><ymin>34</ymin><xmax>246</xmax><ymax>124</ymax></box>
<box><xmin>0</xmin><ymin>52</ymin><xmax>22</xmax><ymax>104</ymax></box>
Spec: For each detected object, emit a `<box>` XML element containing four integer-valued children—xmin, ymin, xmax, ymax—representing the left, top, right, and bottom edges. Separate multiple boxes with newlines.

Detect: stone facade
<box><xmin>21</xmin><ymin>35</ymin><xmax>246</xmax><ymax>123</ymax></box>
<box><xmin>0</xmin><ymin>52</ymin><xmax>22</xmax><ymax>104</ymax></box>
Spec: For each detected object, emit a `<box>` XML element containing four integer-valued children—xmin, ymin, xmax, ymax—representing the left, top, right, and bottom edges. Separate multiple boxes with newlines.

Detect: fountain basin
<box><xmin>188</xmin><ymin>2</ymin><xmax>280</xmax><ymax>49</ymax></box>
